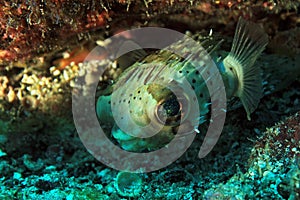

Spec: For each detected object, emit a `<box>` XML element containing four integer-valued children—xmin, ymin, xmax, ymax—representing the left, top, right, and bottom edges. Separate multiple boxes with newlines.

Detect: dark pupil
<box><xmin>161</xmin><ymin>95</ymin><xmax>180</xmax><ymax>117</ymax></box>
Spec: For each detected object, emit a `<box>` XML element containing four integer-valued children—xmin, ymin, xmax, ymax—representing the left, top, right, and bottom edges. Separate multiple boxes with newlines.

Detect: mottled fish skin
<box><xmin>97</xmin><ymin>50</ymin><xmax>207</xmax><ymax>151</ymax></box>
<box><xmin>96</xmin><ymin>18</ymin><xmax>269</xmax><ymax>152</ymax></box>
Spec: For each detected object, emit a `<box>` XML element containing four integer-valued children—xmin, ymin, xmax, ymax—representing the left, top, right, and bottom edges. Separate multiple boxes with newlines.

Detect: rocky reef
<box><xmin>0</xmin><ymin>0</ymin><xmax>299</xmax><ymax>199</ymax></box>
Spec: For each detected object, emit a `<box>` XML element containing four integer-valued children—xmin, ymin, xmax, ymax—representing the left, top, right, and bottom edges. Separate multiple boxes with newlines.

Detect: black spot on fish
<box><xmin>192</xmin><ymin>79</ymin><xmax>196</xmax><ymax>83</ymax></box>
<box><xmin>200</xmin><ymin>93</ymin><xmax>203</xmax><ymax>98</ymax></box>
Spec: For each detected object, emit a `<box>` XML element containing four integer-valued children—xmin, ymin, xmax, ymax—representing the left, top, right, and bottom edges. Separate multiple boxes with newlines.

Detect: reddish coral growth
<box><xmin>0</xmin><ymin>0</ymin><xmax>299</xmax><ymax>64</ymax></box>
<box><xmin>0</xmin><ymin>0</ymin><xmax>110</xmax><ymax>63</ymax></box>
<box><xmin>275</xmin><ymin>112</ymin><xmax>300</xmax><ymax>158</ymax></box>
<box><xmin>0</xmin><ymin>0</ymin><xmax>197</xmax><ymax>63</ymax></box>
<box><xmin>251</xmin><ymin>111</ymin><xmax>300</xmax><ymax>163</ymax></box>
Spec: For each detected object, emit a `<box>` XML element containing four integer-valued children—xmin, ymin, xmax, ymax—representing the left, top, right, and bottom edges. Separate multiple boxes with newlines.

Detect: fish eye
<box><xmin>155</xmin><ymin>94</ymin><xmax>182</xmax><ymax>126</ymax></box>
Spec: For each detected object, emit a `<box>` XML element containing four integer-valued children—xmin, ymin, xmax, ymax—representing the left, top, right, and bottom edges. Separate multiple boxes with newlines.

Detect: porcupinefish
<box><xmin>96</xmin><ymin>17</ymin><xmax>269</xmax><ymax>152</ymax></box>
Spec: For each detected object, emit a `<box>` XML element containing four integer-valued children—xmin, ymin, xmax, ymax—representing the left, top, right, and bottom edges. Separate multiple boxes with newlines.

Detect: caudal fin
<box><xmin>223</xmin><ymin>17</ymin><xmax>269</xmax><ymax>120</ymax></box>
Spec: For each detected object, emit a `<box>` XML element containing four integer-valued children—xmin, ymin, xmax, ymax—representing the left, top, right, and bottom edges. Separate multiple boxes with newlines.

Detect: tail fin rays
<box><xmin>224</xmin><ymin>17</ymin><xmax>268</xmax><ymax>120</ymax></box>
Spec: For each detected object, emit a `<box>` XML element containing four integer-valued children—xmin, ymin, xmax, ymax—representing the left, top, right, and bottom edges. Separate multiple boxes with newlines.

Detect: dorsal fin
<box><xmin>223</xmin><ymin>17</ymin><xmax>268</xmax><ymax>120</ymax></box>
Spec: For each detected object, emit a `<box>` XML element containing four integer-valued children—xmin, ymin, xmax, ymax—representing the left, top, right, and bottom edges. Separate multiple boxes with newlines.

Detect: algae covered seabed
<box><xmin>0</xmin><ymin>1</ymin><xmax>299</xmax><ymax>199</ymax></box>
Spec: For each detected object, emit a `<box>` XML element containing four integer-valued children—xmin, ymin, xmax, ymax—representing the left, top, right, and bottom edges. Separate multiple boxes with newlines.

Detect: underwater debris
<box><xmin>114</xmin><ymin>172</ymin><xmax>143</xmax><ymax>197</ymax></box>
<box><xmin>23</xmin><ymin>154</ymin><xmax>44</xmax><ymax>171</ymax></box>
